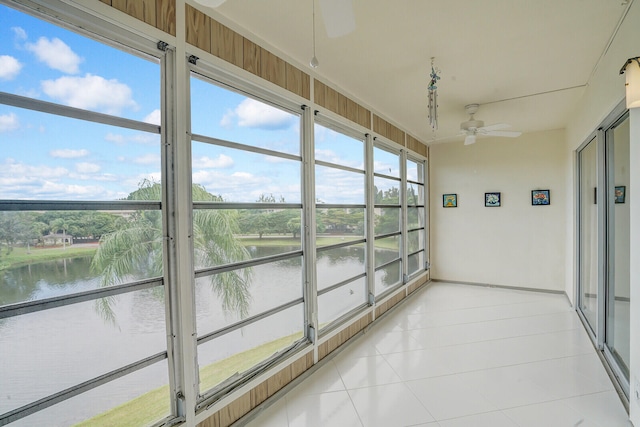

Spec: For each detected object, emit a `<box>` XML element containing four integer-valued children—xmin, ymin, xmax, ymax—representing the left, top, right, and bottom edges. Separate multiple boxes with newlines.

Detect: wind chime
<box><xmin>428</xmin><ymin>57</ymin><xmax>441</xmax><ymax>131</ymax></box>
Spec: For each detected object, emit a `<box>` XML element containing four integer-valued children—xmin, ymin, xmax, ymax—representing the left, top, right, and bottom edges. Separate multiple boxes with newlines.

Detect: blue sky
<box><xmin>0</xmin><ymin>4</ymin><xmax>403</xmax><ymax>204</ymax></box>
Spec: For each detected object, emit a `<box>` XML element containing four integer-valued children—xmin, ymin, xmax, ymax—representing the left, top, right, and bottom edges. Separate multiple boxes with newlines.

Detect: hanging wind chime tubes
<box><xmin>428</xmin><ymin>57</ymin><xmax>441</xmax><ymax>130</ymax></box>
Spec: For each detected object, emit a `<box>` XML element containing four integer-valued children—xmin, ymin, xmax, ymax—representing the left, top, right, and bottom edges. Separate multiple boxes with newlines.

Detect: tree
<box><xmin>91</xmin><ymin>181</ymin><xmax>252</xmax><ymax>323</ymax></box>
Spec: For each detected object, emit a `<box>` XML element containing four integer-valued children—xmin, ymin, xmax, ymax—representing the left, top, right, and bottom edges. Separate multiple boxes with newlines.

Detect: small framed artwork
<box><xmin>615</xmin><ymin>186</ymin><xmax>626</xmax><ymax>204</ymax></box>
<box><xmin>531</xmin><ymin>189</ymin><xmax>550</xmax><ymax>205</ymax></box>
<box><xmin>485</xmin><ymin>192</ymin><xmax>501</xmax><ymax>207</ymax></box>
<box><xmin>443</xmin><ymin>193</ymin><xmax>457</xmax><ymax>208</ymax></box>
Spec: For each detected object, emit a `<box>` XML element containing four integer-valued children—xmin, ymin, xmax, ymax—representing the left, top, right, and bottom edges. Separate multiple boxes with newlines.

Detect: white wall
<box><xmin>565</xmin><ymin>1</ymin><xmax>639</xmax><ymax>423</ymax></box>
<box><xmin>429</xmin><ymin>129</ymin><xmax>569</xmax><ymax>291</ymax></box>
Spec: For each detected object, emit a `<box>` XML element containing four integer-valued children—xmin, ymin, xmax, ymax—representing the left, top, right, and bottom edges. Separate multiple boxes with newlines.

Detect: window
<box><xmin>0</xmin><ymin>4</ymin><xmax>170</xmax><ymax>426</ymax></box>
<box><xmin>314</xmin><ymin>122</ymin><xmax>368</xmax><ymax>328</ymax></box>
<box><xmin>189</xmin><ymin>75</ymin><xmax>306</xmax><ymax>397</ymax></box>
<box><xmin>406</xmin><ymin>156</ymin><xmax>427</xmax><ymax>277</ymax></box>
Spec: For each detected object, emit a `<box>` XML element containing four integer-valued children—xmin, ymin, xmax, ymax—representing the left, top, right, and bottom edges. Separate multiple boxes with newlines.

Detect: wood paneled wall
<box><xmin>185</xmin><ymin>4</ymin><xmax>310</xmax><ymax>100</ymax></box>
<box><xmin>373</xmin><ymin>114</ymin><xmax>405</xmax><ymax>147</ymax></box>
<box><xmin>318</xmin><ymin>313</ymin><xmax>372</xmax><ymax>360</ymax></box>
<box><xmin>100</xmin><ymin>0</ymin><xmax>176</xmax><ymax>36</ymax></box>
<box><xmin>314</xmin><ymin>80</ymin><xmax>371</xmax><ymax>129</ymax></box>
<box><xmin>407</xmin><ymin>134</ymin><xmax>428</xmax><ymax>158</ymax></box>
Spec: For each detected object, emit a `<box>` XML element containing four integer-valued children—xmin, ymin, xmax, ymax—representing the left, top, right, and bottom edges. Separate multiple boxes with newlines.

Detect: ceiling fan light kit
<box><xmin>620</xmin><ymin>56</ymin><xmax>640</xmax><ymax>108</ymax></box>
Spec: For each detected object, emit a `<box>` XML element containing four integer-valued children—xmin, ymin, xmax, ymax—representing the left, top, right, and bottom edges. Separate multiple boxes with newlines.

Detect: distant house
<box><xmin>43</xmin><ymin>233</ymin><xmax>73</xmax><ymax>246</ymax></box>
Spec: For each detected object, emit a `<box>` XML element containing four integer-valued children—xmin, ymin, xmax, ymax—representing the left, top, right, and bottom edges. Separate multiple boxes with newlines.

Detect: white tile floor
<box><xmin>245</xmin><ymin>282</ymin><xmax>631</xmax><ymax>427</ymax></box>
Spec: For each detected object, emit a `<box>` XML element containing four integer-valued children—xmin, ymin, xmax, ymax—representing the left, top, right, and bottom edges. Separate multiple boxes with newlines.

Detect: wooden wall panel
<box><xmin>197</xmin><ymin>411</ymin><xmax>220</xmax><ymax>427</ymax></box>
<box><xmin>261</xmin><ymin>48</ymin><xmax>286</xmax><ymax>88</ymax></box>
<box><xmin>373</xmin><ymin>114</ymin><xmax>405</xmax><ymax>147</ymax></box>
<box><xmin>219</xmin><ymin>391</ymin><xmax>251</xmax><ymax>427</ymax></box>
<box><xmin>185</xmin><ymin>4</ymin><xmax>210</xmax><ymax>53</ymax></box>
<box><xmin>285</xmin><ymin>63</ymin><xmax>310</xmax><ymax>100</ymax></box>
<box><xmin>156</xmin><ymin>0</ymin><xmax>176</xmax><ymax>36</ymax></box>
<box><xmin>314</xmin><ymin>80</ymin><xmax>326</xmax><ymax>107</ymax></box>
<box><xmin>250</xmin><ymin>380</ymin><xmax>269</xmax><ymax>408</ymax></box>
<box><xmin>210</xmin><ymin>19</ymin><xmax>243</xmax><ymax>68</ymax></box>
<box><xmin>266</xmin><ymin>366</ymin><xmax>293</xmax><ymax>397</ymax></box>
<box><xmin>242</xmin><ymin>38</ymin><xmax>261</xmax><ymax>76</ymax></box>
<box><xmin>358</xmin><ymin>104</ymin><xmax>371</xmax><ymax>129</ymax></box>
<box><xmin>406</xmin><ymin>134</ymin><xmax>428</xmax><ymax>158</ymax></box>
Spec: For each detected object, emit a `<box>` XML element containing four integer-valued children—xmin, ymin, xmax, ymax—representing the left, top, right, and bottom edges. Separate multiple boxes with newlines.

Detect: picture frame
<box><xmin>531</xmin><ymin>189</ymin><xmax>550</xmax><ymax>205</ymax></box>
<box><xmin>485</xmin><ymin>192</ymin><xmax>501</xmax><ymax>207</ymax></box>
<box><xmin>443</xmin><ymin>193</ymin><xmax>457</xmax><ymax>208</ymax></box>
<box><xmin>615</xmin><ymin>186</ymin><xmax>626</xmax><ymax>204</ymax></box>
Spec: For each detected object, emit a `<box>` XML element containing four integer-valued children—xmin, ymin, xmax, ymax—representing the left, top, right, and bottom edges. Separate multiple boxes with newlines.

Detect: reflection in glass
<box><xmin>374</xmin><ymin>236</ymin><xmax>400</xmax><ymax>268</ymax></box>
<box><xmin>408</xmin><ymin>252</ymin><xmax>425</xmax><ymax>276</ymax></box>
<box><xmin>578</xmin><ymin>138</ymin><xmax>598</xmax><ymax>332</ymax></box>
<box><xmin>198</xmin><ymin>305</ymin><xmax>304</xmax><ymax>393</ymax></box>
<box><xmin>374</xmin><ymin>207</ymin><xmax>400</xmax><ymax>235</ymax></box>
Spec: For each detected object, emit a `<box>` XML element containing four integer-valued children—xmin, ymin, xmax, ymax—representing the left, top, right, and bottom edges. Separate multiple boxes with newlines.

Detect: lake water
<box><xmin>0</xmin><ymin>246</ymin><xmax>398</xmax><ymax>426</ymax></box>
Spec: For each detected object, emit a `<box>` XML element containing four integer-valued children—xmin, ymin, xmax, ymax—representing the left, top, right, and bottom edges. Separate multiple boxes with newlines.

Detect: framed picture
<box><xmin>615</xmin><ymin>186</ymin><xmax>626</xmax><ymax>204</ymax></box>
<box><xmin>443</xmin><ymin>193</ymin><xmax>457</xmax><ymax>208</ymax></box>
<box><xmin>531</xmin><ymin>189</ymin><xmax>550</xmax><ymax>205</ymax></box>
<box><xmin>485</xmin><ymin>192</ymin><xmax>501</xmax><ymax>207</ymax></box>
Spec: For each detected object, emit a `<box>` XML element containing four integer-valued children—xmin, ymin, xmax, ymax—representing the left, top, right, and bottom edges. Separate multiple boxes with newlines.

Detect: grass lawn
<box><xmin>240</xmin><ymin>235</ymin><xmax>366</xmax><ymax>248</ymax></box>
<box><xmin>0</xmin><ymin>245</ymin><xmax>97</xmax><ymax>270</ymax></box>
<box><xmin>75</xmin><ymin>333</ymin><xmax>303</xmax><ymax>427</ymax></box>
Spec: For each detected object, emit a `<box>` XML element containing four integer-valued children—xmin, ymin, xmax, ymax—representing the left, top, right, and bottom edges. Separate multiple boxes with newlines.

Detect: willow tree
<box><xmin>91</xmin><ymin>180</ymin><xmax>252</xmax><ymax>323</ymax></box>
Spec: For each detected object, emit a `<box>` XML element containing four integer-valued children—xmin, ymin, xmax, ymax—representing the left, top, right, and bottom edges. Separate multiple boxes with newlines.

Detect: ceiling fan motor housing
<box><xmin>460</xmin><ymin>119</ymin><xmax>484</xmax><ymax>132</ymax></box>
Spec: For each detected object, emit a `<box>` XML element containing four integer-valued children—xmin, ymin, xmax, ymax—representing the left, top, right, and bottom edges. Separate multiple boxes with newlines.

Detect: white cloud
<box><xmin>12</xmin><ymin>27</ymin><xmax>27</xmax><ymax>41</ymax></box>
<box><xmin>143</xmin><ymin>109</ymin><xmax>161</xmax><ymax>125</ymax></box>
<box><xmin>50</xmin><ymin>148</ymin><xmax>89</xmax><ymax>158</ymax></box>
<box><xmin>134</xmin><ymin>153</ymin><xmax>160</xmax><ymax>165</ymax></box>
<box><xmin>0</xmin><ymin>113</ymin><xmax>19</xmax><ymax>132</ymax></box>
<box><xmin>0</xmin><ymin>55</ymin><xmax>23</xmax><ymax>80</ymax></box>
<box><xmin>105</xmin><ymin>133</ymin><xmax>125</xmax><ymax>145</ymax></box>
<box><xmin>76</xmin><ymin>162</ymin><xmax>101</xmax><ymax>173</ymax></box>
<box><xmin>223</xmin><ymin>98</ymin><xmax>295</xmax><ymax>130</ymax></box>
<box><xmin>193</xmin><ymin>154</ymin><xmax>234</xmax><ymax>168</ymax></box>
<box><xmin>41</xmin><ymin>74</ymin><xmax>138</xmax><ymax>115</ymax></box>
<box><xmin>26</xmin><ymin>36</ymin><xmax>82</xmax><ymax>74</ymax></box>
<box><xmin>105</xmin><ymin>132</ymin><xmax>158</xmax><ymax>145</ymax></box>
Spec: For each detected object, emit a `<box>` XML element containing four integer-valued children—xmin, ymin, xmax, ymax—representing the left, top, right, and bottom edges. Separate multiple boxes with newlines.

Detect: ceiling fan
<box><xmin>460</xmin><ymin>104</ymin><xmax>522</xmax><ymax>145</ymax></box>
<box><xmin>193</xmin><ymin>0</ymin><xmax>355</xmax><ymax>38</ymax></box>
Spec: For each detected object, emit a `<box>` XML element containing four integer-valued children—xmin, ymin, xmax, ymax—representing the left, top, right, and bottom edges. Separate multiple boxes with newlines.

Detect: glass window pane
<box><xmin>318</xmin><ymin>277</ymin><xmax>367</xmax><ymax>328</ymax></box>
<box><xmin>198</xmin><ymin>305</ymin><xmax>304</xmax><ymax>393</ymax></box>
<box><xmin>373</xmin><ymin>176</ymin><xmax>400</xmax><ymax>205</ymax></box>
<box><xmin>0</xmin><ymin>209</ymin><xmax>162</xmax><ymax>307</ymax></box>
<box><xmin>408</xmin><ymin>251</ymin><xmax>425</xmax><ymax>277</ymax></box>
<box><xmin>407</xmin><ymin>207</ymin><xmax>425</xmax><ymax>230</ymax></box>
<box><xmin>316</xmin><ymin>165</ymin><xmax>364</xmax><ymax>204</ymax></box>
<box><xmin>8</xmin><ymin>360</ymin><xmax>170</xmax><ymax>427</ymax></box>
<box><xmin>0</xmin><ymin>107</ymin><xmax>161</xmax><ymax>201</ymax></box>
<box><xmin>373</xmin><ymin>146</ymin><xmax>399</xmax><ymax>178</ymax></box>
<box><xmin>1</xmin><ymin>5</ymin><xmax>160</xmax><ymax>121</ymax></box>
<box><xmin>407</xmin><ymin>159</ymin><xmax>424</xmax><ymax>184</ymax></box>
<box><xmin>375</xmin><ymin>260</ymin><xmax>402</xmax><ymax>295</ymax></box>
<box><xmin>374</xmin><ymin>207</ymin><xmax>400</xmax><ymax>235</ymax></box>
<box><xmin>407</xmin><ymin>183</ymin><xmax>425</xmax><ymax>206</ymax></box>
<box><xmin>192</xmin><ymin>209</ymin><xmax>301</xmax><ymax>269</ymax></box>
<box><xmin>374</xmin><ymin>235</ymin><xmax>400</xmax><ymax>268</ymax></box>
<box><xmin>195</xmin><ymin>257</ymin><xmax>303</xmax><ymax>335</ymax></box>
<box><xmin>314</xmin><ymin>124</ymin><xmax>364</xmax><ymax>170</ymax></box>
<box><xmin>316</xmin><ymin>208</ymin><xmax>365</xmax><ymax>244</ymax></box>
<box><xmin>316</xmin><ymin>243</ymin><xmax>365</xmax><ymax>291</ymax></box>
<box><xmin>190</xmin><ymin>77</ymin><xmax>300</xmax><ymax>156</ymax></box>
<box><xmin>192</xmin><ymin>141</ymin><xmax>300</xmax><ymax>203</ymax></box>
<box><xmin>0</xmin><ymin>287</ymin><xmax>167</xmax><ymax>414</ymax></box>
<box><xmin>408</xmin><ymin>230</ymin><xmax>425</xmax><ymax>254</ymax></box>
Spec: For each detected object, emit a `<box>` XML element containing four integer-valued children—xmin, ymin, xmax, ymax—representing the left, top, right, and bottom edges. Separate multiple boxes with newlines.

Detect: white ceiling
<box><xmin>202</xmin><ymin>0</ymin><xmax>631</xmax><ymax>145</ymax></box>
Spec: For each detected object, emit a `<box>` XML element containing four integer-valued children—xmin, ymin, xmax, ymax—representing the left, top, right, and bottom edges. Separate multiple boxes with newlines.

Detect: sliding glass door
<box><xmin>576</xmin><ymin>105</ymin><xmax>630</xmax><ymax>396</ymax></box>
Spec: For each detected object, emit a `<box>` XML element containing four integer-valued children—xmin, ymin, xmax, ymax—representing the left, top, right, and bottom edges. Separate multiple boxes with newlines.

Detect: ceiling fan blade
<box><xmin>480</xmin><ymin>123</ymin><xmax>510</xmax><ymax>132</ymax></box>
<box><xmin>192</xmin><ymin>0</ymin><xmax>227</xmax><ymax>7</ymax></box>
<box><xmin>485</xmin><ymin>130</ymin><xmax>522</xmax><ymax>138</ymax></box>
<box><xmin>319</xmin><ymin>0</ymin><xmax>356</xmax><ymax>38</ymax></box>
<box><xmin>464</xmin><ymin>134</ymin><xmax>477</xmax><ymax>145</ymax></box>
